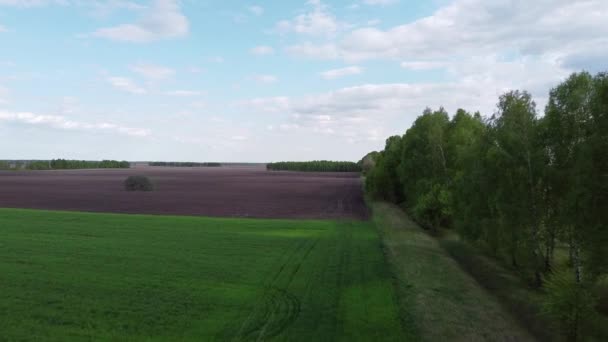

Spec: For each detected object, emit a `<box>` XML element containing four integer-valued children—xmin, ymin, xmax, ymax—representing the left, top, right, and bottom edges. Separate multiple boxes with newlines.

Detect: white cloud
<box><xmin>87</xmin><ymin>1</ymin><xmax>145</xmax><ymax>17</ymax></box>
<box><xmin>250</xmin><ymin>45</ymin><xmax>275</xmax><ymax>56</ymax></box>
<box><xmin>188</xmin><ymin>67</ymin><xmax>204</xmax><ymax>74</ymax></box>
<box><xmin>245</xmin><ymin>97</ymin><xmax>290</xmax><ymax>112</ymax></box>
<box><xmin>130</xmin><ymin>62</ymin><xmax>175</xmax><ymax>81</ymax></box>
<box><xmin>363</xmin><ymin>0</ymin><xmax>398</xmax><ymax>5</ymax></box>
<box><xmin>276</xmin><ymin>0</ymin><xmax>348</xmax><ymax>37</ymax></box>
<box><xmin>0</xmin><ymin>24</ymin><xmax>7</xmax><ymax>32</ymax></box>
<box><xmin>247</xmin><ymin>53</ymin><xmax>570</xmax><ymax>143</ymax></box>
<box><xmin>248</xmin><ymin>5</ymin><xmax>263</xmax><ymax>16</ymax></box>
<box><xmin>320</xmin><ymin>66</ymin><xmax>362</xmax><ymax>80</ymax></box>
<box><xmin>253</xmin><ymin>74</ymin><xmax>278</xmax><ymax>84</ymax></box>
<box><xmin>92</xmin><ymin>0</ymin><xmax>189</xmax><ymax>43</ymax></box>
<box><xmin>0</xmin><ymin>110</ymin><xmax>150</xmax><ymax>137</ymax></box>
<box><xmin>287</xmin><ymin>0</ymin><xmax>608</xmax><ymax>64</ymax></box>
<box><xmin>208</xmin><ymin>56</ymin><xmax>225</xmax><ymax>63</ymax></box>
<box><xmin>57</xmin><ymin>96</ymin><xmax>79</xmax><ymax>115</ymax></box>
<box><xmin>165</xmin><ymin>90</ymin><xmax>203</xmax><ymax>97</ymax></box>
<box><xmin>0</xmin><ymin>0</ymin><xmax>145</xmax><ymax>18</ymax></box>
<box><xmin>286</xmin><ymin>43</ymin><xmax>340</xmax><ymax>59</ymax></box>
<box><xmin>0</xmin><ymin>85</ymin><xmax>9</xmax><ymax>105</ymax></box>
<box><xmin>400</xmin><ymin>61</ymin><xmax>447</xmax><ymax>70</ymax></box>
<box><xmin>0</xmin><ymin>0</ymin><xmax>68</xmax><ymax>7</ymax></box>
<box><xmin>107</xmin><ymin>76</ymin><xmax>146</xmax><ymax>94</ymax></box>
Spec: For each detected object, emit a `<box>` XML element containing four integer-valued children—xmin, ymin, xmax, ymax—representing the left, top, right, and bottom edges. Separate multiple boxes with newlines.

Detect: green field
<box><xmin>0</xmin><ymin>209</ymin><xmax>404</xmax><ymax>341</ymax></box>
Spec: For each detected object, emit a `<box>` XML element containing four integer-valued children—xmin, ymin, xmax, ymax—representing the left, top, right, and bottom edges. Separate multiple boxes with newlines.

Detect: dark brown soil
<box><xmin>0</xmin><ymin>166</ymin><xmax>368</xmax><ymax>220</ymax></box>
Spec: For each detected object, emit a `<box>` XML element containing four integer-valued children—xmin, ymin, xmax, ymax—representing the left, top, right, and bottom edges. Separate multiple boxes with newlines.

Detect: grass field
<box><xmin>370</xmin><ymin>202</ymin><xmax>534</xmax><ymax>341</ymax></box>
<box><xmin>0</xmin><ymin>208</ymin><xmax>403</xmax><ymax>341</ymax></box>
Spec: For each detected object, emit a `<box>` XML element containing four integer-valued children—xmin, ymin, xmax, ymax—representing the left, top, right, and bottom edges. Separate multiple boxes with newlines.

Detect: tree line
<box><xmin>365</xmin><ymin>71</ymin><xmax>607</xmax><ymax>340</ymax></box>
<box><xmin>0</xmin><ymin>161</ymin><xmax>20</xmax><ymax>170</ymax></box>
<box><xmin>267</xmin><ymin>161</ymin><xmax>361</xmax><ymax>172</ymax></box>
<box><xmin>24</xmin><ymin>159</ymin><xmax>130</xmax><ymax>170</ymax></box>
<box><xmin>149</xmin><ymin>162</ymin><xmax>222</xmax><ymax>167</ymax></box>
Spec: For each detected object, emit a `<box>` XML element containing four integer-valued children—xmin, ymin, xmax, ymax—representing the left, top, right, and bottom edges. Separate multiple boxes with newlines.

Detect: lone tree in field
<box><xmin>124</xmin><ymin>175</ymin><xmax>154</xmax><ymax>192</ymax></box>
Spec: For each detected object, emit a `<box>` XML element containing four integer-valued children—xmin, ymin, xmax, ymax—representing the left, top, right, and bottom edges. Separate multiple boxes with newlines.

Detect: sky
<box><xmin>0</xmin><ymin>0</ymin><xmax>606</xmax><ymax>162</ymax></box>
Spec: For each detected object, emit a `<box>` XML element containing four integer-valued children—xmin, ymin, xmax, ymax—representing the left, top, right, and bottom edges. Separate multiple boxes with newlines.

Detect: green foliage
<box><xmin>358</xmin><ymin>151</ymin><xmax>379</xmax><ymax>174</ymax></box>
<box><xmin>439</xmin><ymin>231</ymin><xmax>558</xmax><ymax>341</ymax></box>
<box><xmin>149</xmin><ymin>161</ymin><xmax>221</xmax><ymax>167</ymax></box>
<box><xmin>372</xmin><ymin>202</ymin><xmax>532</xmax><ymax>341</ymax></box>
<box><xmin>0</xmin><ymin>161</ymin><xmax>24</xmax><ymax>170</ymax></box>
<box><xmin>366</xmin><ymin>136</ymin><xmax>404</xmax><ymax>202</ymax></box>
<box><xmin>0</xmin><ymin>160</ymin><xmax>11</xmax><ymax>170</ymax></box>
<box><xmin>267</xmin><ymin>160</ymin><xmax>361</xmax><ymax>172</ymax></box>
<box><xmin>0</xmin><ymin>208</ymin><xmax>405</xmax><ymax>341</ymax></box>
<box><xmin>411</xmin><ymin>183</ymin><xmax>452</xmax><ymax>231</ymax></box>
<box><xmin>543</xmin><ymin>270</ymin><xmax>598</xmax><ymax>341</ymax></box>
<box><xmin>25</xmin><ymin>161</ymin><xmax>51</xmax><ymax>170</ymax></box>
<box><xmin>124</xmin><ymin>175</ymin><xmax>154</xmax><ymax>191</ymax></box>
<box><xmin>364</xmin><ymin>70</ymin><xmax>608</xmax><ymax>339</ymax></box>
<box><xmin>25</xmin><ymin>159</ymin><xmax>130</xmax><ymax>170</ymax></box>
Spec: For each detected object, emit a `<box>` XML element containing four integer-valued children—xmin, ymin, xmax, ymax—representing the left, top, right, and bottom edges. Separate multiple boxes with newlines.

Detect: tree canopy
<box><xmin>364</xmin><ymin>71</ymin><xmax>608</xmax><ymax>340</ymax></box>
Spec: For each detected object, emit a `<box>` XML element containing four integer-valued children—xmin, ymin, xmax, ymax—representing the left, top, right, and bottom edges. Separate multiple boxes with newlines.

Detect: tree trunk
<box><xmin>534</xmin><ymin>266</ymin><xmax>542</xmax><ymax>288</ymax></box>
<box><xmin>569</xmin><ymin>234</ymin><xmax>575</xmax><ymax>267</ymax></box>
<box><xmin>511</xmin><ymin>242</ymin><xmax>518</xmax><ymax>268</ymax></box>
<box><xmin>544</xmin><ymin>232</ymin><xmax>555</xmax><ymax>273</ymax></box>
<box><xmin>526</xmin><ymin>150</ymin><xmax>543</xmax><ymax>287</ymax></box>
<box><xmin>574</xmin><ymin>243</ymin><xmax>583</xmax><ymax>283</ymax></box>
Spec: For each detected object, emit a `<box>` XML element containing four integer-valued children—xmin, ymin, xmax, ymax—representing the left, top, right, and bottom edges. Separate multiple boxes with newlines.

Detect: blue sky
<box><xmin>0</xmin><ymin>0</ymin><xmax>606</xmax><ymax>162</ymax></box>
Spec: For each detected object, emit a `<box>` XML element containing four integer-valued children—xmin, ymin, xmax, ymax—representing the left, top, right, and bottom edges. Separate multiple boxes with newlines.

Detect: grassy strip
<box><xmin>437</xmin><ymin>232</ymin><xmax>555</xmax><ymax>341</ymax></box>
<box><xmin>370</xmin><ymin>201</ymin><xmax>534</xmax><ymax>341</ymax></box>
<box><xmin>0</xmin><ymin>208</ymin><xmax>404</xmax><ymax>341</ymax></box>
<box><xmin>438</xmin><ymin>231</ymin><xmax>608</xmax><ymax>342</ymax></box>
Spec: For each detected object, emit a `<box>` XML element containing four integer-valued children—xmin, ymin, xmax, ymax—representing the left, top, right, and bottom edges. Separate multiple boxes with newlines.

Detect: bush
<box><xmin>124</xmin><ymin>175</ymin><xmax>154</xmax><ymax>192</ymax></box>
<box><xmin>593</xmin><ymin>275</ymin><xmax>608</xmax><ymax>315</ymax></box>
<box><xmin>542</xmin><ymin>269</ymin><xmax>598</xmax><ymax>341</ymax></box>
<box><xmin>358</xmin><ymin>151</ymin><xmax>379</xmax><ymax>174</ymax></box>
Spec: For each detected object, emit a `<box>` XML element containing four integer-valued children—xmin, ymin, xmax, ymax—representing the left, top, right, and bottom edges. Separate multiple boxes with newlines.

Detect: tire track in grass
<box><xmin>231</xmin><ymin>237</ymin><xmax>319</xmax><ymax>341</ymax></box>
<box><xmin>248</xmin><ymin>239</ymin><xmax>319</xmax><ymax>341</ymax></box>
<box><xmin>331</xmin><ymin>221</ymin><xmax>351</xmax><ymax>340</ymax></box>
<box><xmin>281</xmin><ymin>222</ymin><xmax>350</xmax><ymax>340</ymax></box>
<box><xmin>219</xmin><ymin>238</ymin><xmax>306</xmax><ymax>341</ymax></box>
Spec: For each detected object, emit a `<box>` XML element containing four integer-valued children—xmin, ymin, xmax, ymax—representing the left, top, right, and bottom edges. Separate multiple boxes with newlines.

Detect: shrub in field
<box><xmin>124</xmin><ymin>175</ymin><xmax>154</xmax><ymax>191</ymax></box>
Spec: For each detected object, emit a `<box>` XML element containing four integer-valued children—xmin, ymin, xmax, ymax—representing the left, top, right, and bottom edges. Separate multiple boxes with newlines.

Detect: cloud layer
<box><xmin>0</xmin><ymin>110</ymin><xmax>150</xmax><ymax>137</ymax></box>
<box><xmin>93</xmin><ymin>0</ymin><xmax>189</xmax><ymax>43</ymax></box>
<box><xmin>287</xmin><ymin>0</ymin><xmax>608</xmax><ymax>65</ymax></box>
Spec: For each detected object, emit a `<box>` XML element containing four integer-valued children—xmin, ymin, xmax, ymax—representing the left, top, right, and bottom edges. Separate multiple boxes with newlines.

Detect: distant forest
<box><xmin>149</xmin><ymin>162</ymin><xmax>222</xmax><ymax>167</ymax></box>
<box><xmin>0</xmin><ymin>159</ymin><xmax>130</xmax><ymax>170</ymax></box>
<box><xmin>364</xmin><ymin>71</ymin><xmax>608</xmax><ymax>340</ymax></box>
<box><xmin>267</xmin><ymin>161</ymin><xmax>361</xmax><ymax>172</ymax></box>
